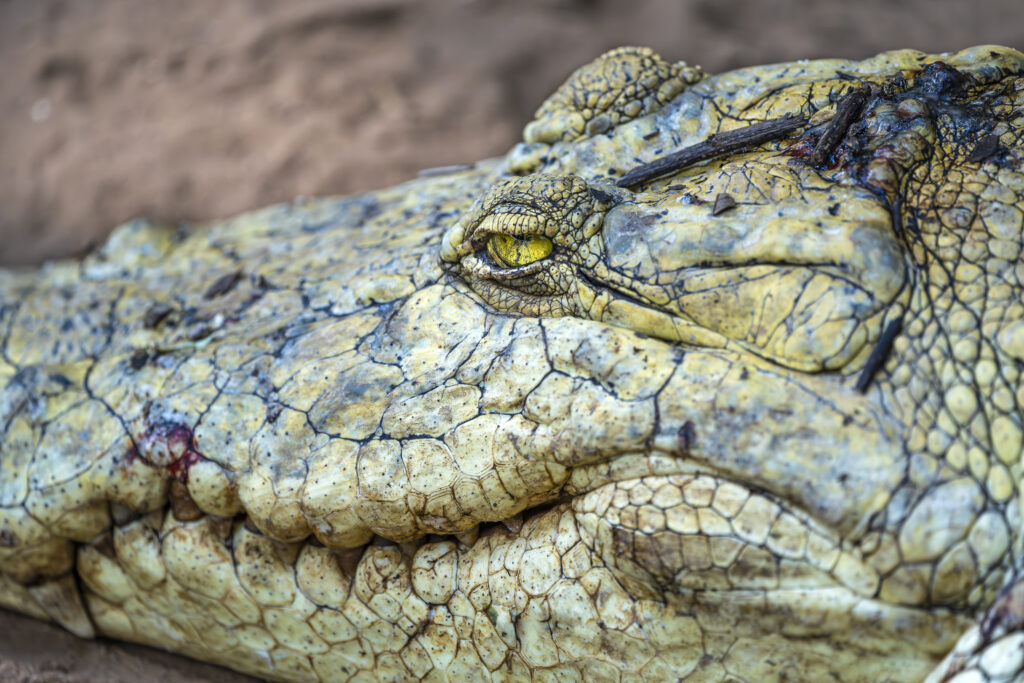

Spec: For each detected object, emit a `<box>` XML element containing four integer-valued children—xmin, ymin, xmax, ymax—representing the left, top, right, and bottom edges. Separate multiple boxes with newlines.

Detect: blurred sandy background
<box><xmin>2</xmin><ymin>0</ymin><xmax>1022</xmax><ymax>267</ymax></box>
<box><xmin>0</xmin><ymin>0</ymin><xmax>1020</xmax><ymax>679</ymax></box>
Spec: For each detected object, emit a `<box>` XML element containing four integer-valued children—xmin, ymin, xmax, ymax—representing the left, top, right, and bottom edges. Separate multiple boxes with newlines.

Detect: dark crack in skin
<box><xmin>1</xmin><ymin>45</ymin><xmax>1023</xmax><ymax>682</ymax></box>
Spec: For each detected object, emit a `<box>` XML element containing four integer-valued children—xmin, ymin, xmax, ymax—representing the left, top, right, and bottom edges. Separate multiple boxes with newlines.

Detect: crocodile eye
<box><xmin>486</xmin><ymin>234</ymin><xmax>553</xmax><ymax>268</ymax></box>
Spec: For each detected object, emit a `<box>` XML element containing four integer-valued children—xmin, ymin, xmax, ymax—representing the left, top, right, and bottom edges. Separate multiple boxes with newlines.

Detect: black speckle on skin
<box><xmin>204</xmin><ymin>270</ymin><xmax>243</xmax><ymax>299</ymax></box>
<box><xmin>677</xmin><ymin>420</ymin><xmax>697</xmax><ymax>455</ymax></box>
<box><xmin>143</xmin><ymin>302</ymin><xmax>174</xmax><ymax>328</ymax></box>
<box><xmin>130</xmin><ymin>349</ymin><xmax>149</xmax><ymax>370</ymax></box>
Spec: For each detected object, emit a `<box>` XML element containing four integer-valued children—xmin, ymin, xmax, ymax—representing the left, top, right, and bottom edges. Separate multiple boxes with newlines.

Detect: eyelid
<box><xmin>461</xmin><ymin>254</ymin><xmax>552</xmax><ymax>281</ymax></box>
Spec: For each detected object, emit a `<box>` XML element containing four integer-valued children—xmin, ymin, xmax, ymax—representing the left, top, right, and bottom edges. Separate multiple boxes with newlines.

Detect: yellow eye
<box><xmin>486</xmin><ymin>234</ymin><xmax>553</xmax><ymax>268</ymax></box>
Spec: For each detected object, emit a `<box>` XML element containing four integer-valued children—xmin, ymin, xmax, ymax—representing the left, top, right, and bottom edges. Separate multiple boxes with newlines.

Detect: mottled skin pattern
<box><xmin>1</xmin><ymin>45</ymin><xmax>1023</xmax><ymax>682</ymax></box>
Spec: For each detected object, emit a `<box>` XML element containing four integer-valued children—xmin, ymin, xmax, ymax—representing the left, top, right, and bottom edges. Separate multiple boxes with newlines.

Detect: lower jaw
<box><xmin>2</xmin><ymin>469</ymin><xmax>971</xmax><ymax>682</ymax></box>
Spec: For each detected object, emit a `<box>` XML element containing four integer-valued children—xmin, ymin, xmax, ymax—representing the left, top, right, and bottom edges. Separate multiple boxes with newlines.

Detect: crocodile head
<box><xmin>1</xmin><ymin>45</ymin><xmax>1022</xmax><ymax>681</ymax></box>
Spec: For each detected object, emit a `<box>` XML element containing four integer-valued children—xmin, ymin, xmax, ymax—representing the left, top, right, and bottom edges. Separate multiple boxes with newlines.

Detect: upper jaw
<box><xmin>444</xmin><ymin>158</ymin><xmax>909</xmax><ymax>373</ymax></box>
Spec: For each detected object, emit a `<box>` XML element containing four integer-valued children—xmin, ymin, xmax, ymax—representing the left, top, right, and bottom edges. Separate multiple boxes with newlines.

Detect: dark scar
<box><xmin>616</xmin><ymin>114</ymin><xmax>807</xmax><ymax>188</ymax></box>
<box><xmin>967</xmin><ymin>134</ymin><xmax>1000</xmax><ymax>163</ymax></box>
<box><xmin>807</xmin><ymin>85</ymin><xmax>870</xmax><ymax>168</ymax></box>
<box><xmin>854</xmin><ymin>317</ymin><xmax>903</xmax><ymax>393</ymax></box>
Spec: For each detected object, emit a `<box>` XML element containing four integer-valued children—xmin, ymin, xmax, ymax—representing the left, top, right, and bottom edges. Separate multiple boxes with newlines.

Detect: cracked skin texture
<box><xmin>1</xmin><ymin>44</ymin><xmax>1024</xmax><ymax>682</ymax></box>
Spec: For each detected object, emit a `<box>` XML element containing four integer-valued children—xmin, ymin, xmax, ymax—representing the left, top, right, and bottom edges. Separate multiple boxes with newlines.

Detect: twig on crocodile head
<box><xmin>616</xmin><ymin>114</ymin><xmax>807</xmax><ymax>188</ymax></box>
<box><xmin>855</xmin><ymin>317</ymin><xmax>903</xmax><ymax>392</ymax></box>
<box><xmin>807</xmin><ymin>85</ymin><xmax>870</xmax><ymax>167</ymax></box>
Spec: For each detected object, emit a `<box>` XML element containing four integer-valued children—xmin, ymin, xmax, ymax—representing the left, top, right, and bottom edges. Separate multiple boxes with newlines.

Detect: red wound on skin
<box><xmin>786</xmin><ymin>135</ymin><xmax>854</xmax><ymax>170</ymax></box>
<box><xmin>166</xmin><ymin>449</ymin><xmax>204</xmax><ymax>483</ymax></box>
<box><xmin>784</xmin><ymin>136</ymin><xmax>816</xmax><ymax>159</ymax></box>
<box><xmin>131</xmin><ymin>405</ymin><xmax>209</xmax><ymax>483</ymax></box>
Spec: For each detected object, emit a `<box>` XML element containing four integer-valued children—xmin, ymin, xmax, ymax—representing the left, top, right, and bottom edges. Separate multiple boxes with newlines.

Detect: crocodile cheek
<box><xmin>571</xmin><ymin>476</ymin><xmax>969</xmax><ymax>678</ymax></box>
<box><xmin>594</xmin><ymin>190</ymin><xmax>907</xmax><ymax>371</ymax></box>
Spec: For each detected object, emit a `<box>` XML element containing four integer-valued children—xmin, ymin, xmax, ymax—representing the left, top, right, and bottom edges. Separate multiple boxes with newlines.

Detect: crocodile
<box><xmin>1</xmin><ymin>44</ymin><xmax>1023</xmax><ymax>682</ymax></box>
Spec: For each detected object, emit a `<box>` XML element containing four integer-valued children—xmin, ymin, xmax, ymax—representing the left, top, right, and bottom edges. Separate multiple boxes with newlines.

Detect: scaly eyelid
<box><xmin>461</xmin><ymin>253</ymin><xmax>553</xmax><ymax>281</ymax></box>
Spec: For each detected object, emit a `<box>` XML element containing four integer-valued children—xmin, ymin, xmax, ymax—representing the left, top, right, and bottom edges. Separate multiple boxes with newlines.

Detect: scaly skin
<box><xmin>1</xmin><ymin>45</ymin><xmax>1022</xmax><ymax>682</ymax></box>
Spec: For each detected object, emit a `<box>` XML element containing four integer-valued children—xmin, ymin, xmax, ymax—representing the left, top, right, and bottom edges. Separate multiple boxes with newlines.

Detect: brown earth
<box><xmin>2</xmin><ymin>0</ymin><xmax>1022</xmax><ymax>267</ymax></box>
<box><xmin>0</xmin><ymin>0</ymin><xmax>1020</xmax><ymax>679</ymax></box>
